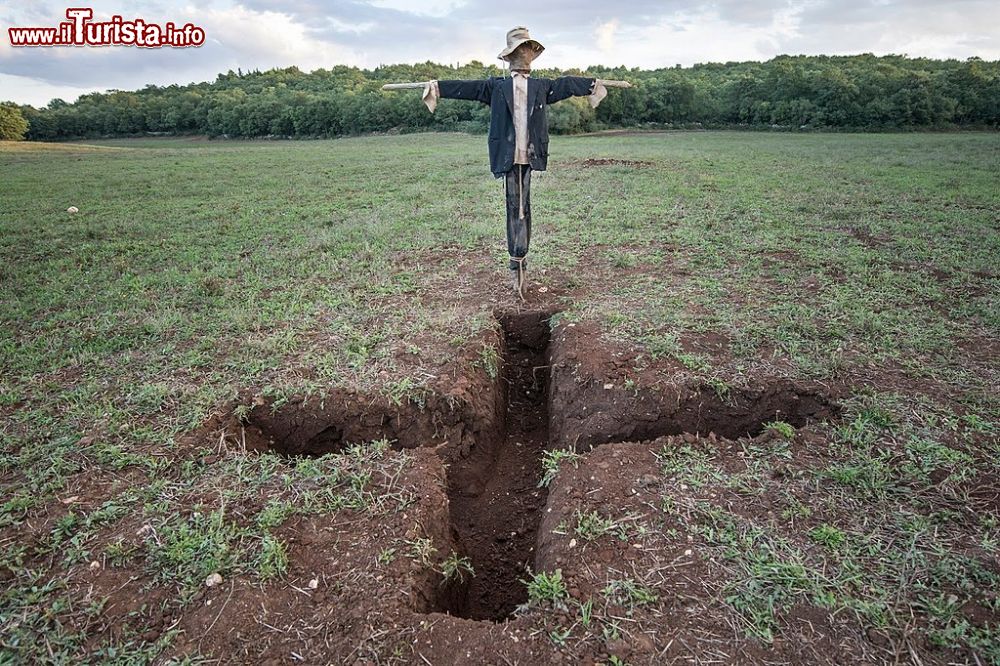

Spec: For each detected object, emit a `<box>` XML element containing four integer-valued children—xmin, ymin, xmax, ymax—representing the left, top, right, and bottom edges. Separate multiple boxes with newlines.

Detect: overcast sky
<box><xmin>2</xmin><ymin>0</ymin><xmax>997</xmax><ymax>106</ymax></box>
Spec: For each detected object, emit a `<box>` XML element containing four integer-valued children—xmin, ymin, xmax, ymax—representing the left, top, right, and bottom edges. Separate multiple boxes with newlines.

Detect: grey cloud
<box><xmin>2</xmin><ymin>45</ymin><xmax>219</xmax><ymax>87</ymax></box>
<box><xmin>795</xmin><ymin>0</ymin><xmax>994</xmax><ymax>27</ymax></box>
<box><xmin>777</xmin><ymin>0</ymin><xmax>999</xmax><ymax>58</ymax></box>
<box><xmin>709</xmin><ymin>0</ymin><xmax>795</xmax><ymax>26</ymax></box>
<box><xmin>2</xmin><ymin>0</ymin><xmax>997</xmax><ymax>106</ymax></box>
<box><xmin>233</xmin><ymin>0</ymin><xmax>795</xmax><ymax>70</ymax></box>
<box><xmin>241</xmin><ymin>0</ymin><xmax>683</xmax><ymax>35</ymax></box>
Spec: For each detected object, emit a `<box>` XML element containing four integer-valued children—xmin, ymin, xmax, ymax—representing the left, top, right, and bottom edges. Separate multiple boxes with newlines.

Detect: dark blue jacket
<box><xmin>438</xmin><ymin>75</ymin><xmax>596</xmax><ymax>178</ymax></box>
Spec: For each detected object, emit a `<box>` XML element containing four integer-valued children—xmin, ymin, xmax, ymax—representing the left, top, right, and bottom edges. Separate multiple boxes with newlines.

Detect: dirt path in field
<box><xmin>446</xmin><ymin>310</ymin><xmax>553</xmax><ymax>621</ymax></box>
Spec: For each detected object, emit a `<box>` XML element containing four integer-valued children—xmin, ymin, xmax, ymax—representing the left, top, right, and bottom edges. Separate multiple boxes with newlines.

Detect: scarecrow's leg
<box><xmin>522</xmin><ymin>165</ymin><xmax>532</xmax><ymax>262</ymax></box>
<box><xmin>505</xmin><ymin>165</ymin><xmax>530</xmax><ymax>295</ymax></box>
<box><xmin>516</xmin><ymin>166</ymin><xmax>533</xmax><ymax>298</ymax></box>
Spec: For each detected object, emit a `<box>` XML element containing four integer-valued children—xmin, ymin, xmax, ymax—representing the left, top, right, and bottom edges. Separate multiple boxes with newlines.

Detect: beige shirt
<box><xmin>511</xmin><ymin>70</ymin><xmax>530</xmax><ymax>164</ymax></box>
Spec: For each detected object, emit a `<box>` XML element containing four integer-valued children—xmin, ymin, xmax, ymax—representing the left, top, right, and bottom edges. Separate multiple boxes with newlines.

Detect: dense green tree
<box><xmin>0</xmin><ymin>103</ymin><xmax>29</xmax><ymax>140</ymax></box>
<box><xmin>17</xmin><ymin>54</ymin><xmax>1000</xmax><ymax>141</ymax></box>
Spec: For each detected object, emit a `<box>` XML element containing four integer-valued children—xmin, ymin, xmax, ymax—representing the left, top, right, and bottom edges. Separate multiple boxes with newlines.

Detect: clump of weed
<box><xmin>539</xmin><ymin>448</ymin><xmax>581</xmax><ymax>488</ymax></box>
<box><xmin>902</xmin><ymin>437</ymin><xmax>974</xmax><ymax>487</ymax></box>
<box><xmin>573</xmin><ymin>510</ymin><xmax>616</xmax><ymax>541</ymax></box>
<box><xmin>602</xmin><ymin>577</ymin><xmax>659</xmax><ymax>610</ymax></box>
<box><xmin>144</xmin><ymin>508</ymin><xmax>242</xmax><ymax>590</ymax></box>
<box><xmin>657</xmin><ymin>443</ymin><xmax>723</xmax><ymax>489</ymax></box>
<box><xmin>569</xmin><ymin>509</ymin><xmax>638</xmax><ymax>542</ymax></box>
<box><xmin>767</xmin><ymin>420</ymin><xmax>796</xmax><ymax>439</ymax></box>
<box><xmin>523</xmin><ymin>569</ymin><xmax>569</xmax><ymax>610</ymax></box>
<box><xmin>439</xmin><ymin>551</ymin><xmax>474</xmax><ymax>584</ymax></box>
<box><xmin>808</xmin><ymin>524</ymin><xmax>847</xmax><ymax>552</ymax></box>
<box><xmin>256</xmin><ymin>535</ymin><xmax>289</xmax><ymax>580</ymax></box>
<box><xmin>405</xmin><ymin>537</ymin><xmax>436</xmax><ymax>567</ymax></box>
<box><xmin>476</xmin><ymin>343</ymin><xmax>500</xmax><ymax>380</ymax></box>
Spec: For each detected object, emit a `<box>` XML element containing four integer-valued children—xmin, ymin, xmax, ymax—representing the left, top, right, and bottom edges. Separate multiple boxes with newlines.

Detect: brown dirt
<box><xmin>200</xmin><ymin>326</ymin><xmax>505</xmax><ymax>467</ymax></box>
<box><xmin>548</xmin><ymin>321</ymin><xmax>843</xmax><ymax>451</ymax></box>
<box><xmin>438</xmin><ymin>309</ymin><xmax>556</xmax><ymax>620</ymax></box>
<box><xmin>208</xmin><ymin>308</ymin><xmax>562</xmax><ymax>624</ymax></box>
<box><xmin>237</xmin><ymin>389</ymin><xmax>475</xmax><ymax>456</ymax></box>
<box><xmin>574</xmin><ymin>157</ymin><xmax>654</xmax><ymax>168</ymax></box>
<box><xmin>43</xmin><ymin>303</ymin><xmax>994</xmax><ymax>665</ymax></box>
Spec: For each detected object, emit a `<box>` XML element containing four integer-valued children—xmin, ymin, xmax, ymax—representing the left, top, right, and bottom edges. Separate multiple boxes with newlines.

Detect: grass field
<box><xmin>1</xmin><ymin>131</ymin><xmax>998</xmax><ymax>664</ymax></box>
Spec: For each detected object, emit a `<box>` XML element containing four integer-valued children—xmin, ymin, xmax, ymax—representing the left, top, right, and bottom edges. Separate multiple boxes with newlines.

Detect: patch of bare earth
<box><xmin>55</xmin><ymin>304</ymin><xmax>994</xmax><ymax>664</ymax></box>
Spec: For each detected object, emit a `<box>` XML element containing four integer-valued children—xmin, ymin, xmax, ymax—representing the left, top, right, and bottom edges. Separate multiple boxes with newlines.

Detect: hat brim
<box><xmin>498</xmin><ymin>38</ymin><xmax>544</xmax><ymax>60</ymax></box>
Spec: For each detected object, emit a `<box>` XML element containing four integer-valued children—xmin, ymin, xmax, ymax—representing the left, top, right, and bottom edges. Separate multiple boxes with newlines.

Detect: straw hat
<box><xmin>498</xmin><ymin>26</ymin><xmax>544</xmax><ymax>61</ymax></box>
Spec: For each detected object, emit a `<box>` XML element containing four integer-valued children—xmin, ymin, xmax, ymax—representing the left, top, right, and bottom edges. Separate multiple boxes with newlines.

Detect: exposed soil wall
<box><xmin>548</xmin><ymin>323</ymin><xmax>842</xmax><ymax>451</ymax></box>
<box><xmin>439</xmin><ymin>309</ymin><xmax>557</xmax><ymax>620</ymax></box>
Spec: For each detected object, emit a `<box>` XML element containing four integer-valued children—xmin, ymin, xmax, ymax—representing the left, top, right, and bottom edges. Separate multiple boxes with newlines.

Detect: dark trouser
<box><xmin>504</xmin><ymin>163</ymin><xmax>531</xmax><ymax>271</ymax></box>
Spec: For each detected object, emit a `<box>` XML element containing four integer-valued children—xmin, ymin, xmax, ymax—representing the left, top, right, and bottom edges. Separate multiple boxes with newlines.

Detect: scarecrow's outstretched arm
<box><xmin>548</xmin><ymin>76</ymin><xmax>632</xmax><ymax>108</ymax></box>
<box><xmin>547</xmin><ymin>76</ymin><xmax>595</xmax><ymax>104</ymax></box>
<box><xmin>382</xmin><ymin>76</ymin><xmax>629</xmax><ymax>113</ymax></box>
<box><xmin>380</xmin><ymin>79</ymin><xmax>493</xmax><ymax>113</ymax></box>
<box><xmin>437</xmin><ymin>79</ymin><xmax>494</xmax><ymax>104</ymax></box>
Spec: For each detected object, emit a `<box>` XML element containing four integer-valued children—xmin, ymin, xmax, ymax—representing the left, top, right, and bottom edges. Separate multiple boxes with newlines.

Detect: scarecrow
<box><xmin>382</xmin><ymin>27</ymin><xmax>632</xmax><ymax>298</ymax></box>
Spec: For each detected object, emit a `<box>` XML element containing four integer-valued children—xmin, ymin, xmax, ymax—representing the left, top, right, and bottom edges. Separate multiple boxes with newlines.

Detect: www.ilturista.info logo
<box><xmin>8</xmin><ymin>8</ymin><xmax>205</xmax><ymax>48</ymax></box>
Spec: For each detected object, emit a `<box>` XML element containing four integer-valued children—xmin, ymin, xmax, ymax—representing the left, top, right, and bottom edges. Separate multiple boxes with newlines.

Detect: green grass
<box><xmin>538</xmin><ymin>448</ymin><xmax>581</xmax><ymax>487</ymax></box>
<box><xmin>1</xmin><ymin>131</ymin><xmax>998</xmax><ymax>662</ymax></box>
<box><xmin>523</xmin><ymin>569</ymin><xmax>569</xmax><ymax>610</ymax></box>
<box><xmin>654</xmin><ymin>388</ymin><xmax>999</xmax><ymax>657</ymax></box>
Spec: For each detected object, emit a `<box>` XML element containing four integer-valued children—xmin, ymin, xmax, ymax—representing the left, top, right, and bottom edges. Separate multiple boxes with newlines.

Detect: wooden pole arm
<box><xmin>381</xmin><ymin>82</ymin><xmax>429</xmax><ymax>90</ymax></box>
<box><xmin>596</xmin><ymin>79</ymin><xmax>632</xmax><ymax>88</ymax></box>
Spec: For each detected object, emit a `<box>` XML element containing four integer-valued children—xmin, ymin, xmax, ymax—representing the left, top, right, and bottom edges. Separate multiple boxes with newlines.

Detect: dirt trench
<box><xmin>435</xmin><ymin>309</ymin><xmax>555</xmax><ymax>621</ymax></box>
<box><xmin>232</xmin><ymin>310</ymin><xmax>556</xmax><ymax>622</ymax></box>
<box><xmin>547</xmin><ymin>326</ymin><xmax>841</xmax><ymax>451</ymax></box>
<box><xmin>227</xmin><ymin>311</ymin><xmax>841</xmax><ymax>625</ymax></box>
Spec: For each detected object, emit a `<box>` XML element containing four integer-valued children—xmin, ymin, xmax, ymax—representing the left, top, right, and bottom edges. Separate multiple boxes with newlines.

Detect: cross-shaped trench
<box><xmin>235</xmin><ymin>310</ymin><xmax>840</xmax><ymax>623</ymax></box>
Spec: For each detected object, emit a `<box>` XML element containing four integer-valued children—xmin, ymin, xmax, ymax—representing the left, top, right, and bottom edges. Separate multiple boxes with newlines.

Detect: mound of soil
<box><xmin>579</xmin><ymin>158</ymin><xmax>654</xmax><ymax>168</ymax></box>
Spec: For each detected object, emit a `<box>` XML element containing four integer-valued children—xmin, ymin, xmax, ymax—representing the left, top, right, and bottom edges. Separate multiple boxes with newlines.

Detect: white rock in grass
<box><xmin>205</xmin><ymin>572</ymin><xmax>223</xmax><ymax>588</ymax></box>
<box><xmin>308</xmin><ymin>578</ymin><xmax>319</xmax><ymax>589</ymax></box>
<box><xmin>67</xmin><ymin>206</ymin><xmax>79</xmax><ymax>214</ymax></box>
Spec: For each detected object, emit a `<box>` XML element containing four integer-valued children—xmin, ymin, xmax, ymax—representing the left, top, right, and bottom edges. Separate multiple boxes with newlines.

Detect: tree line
<box><xmin>3</xmin><ymin>53</ymin><xmax>998</xmax><ymax>141</ymax></box>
